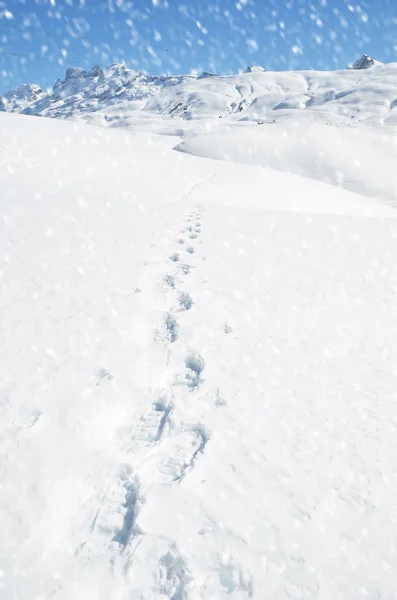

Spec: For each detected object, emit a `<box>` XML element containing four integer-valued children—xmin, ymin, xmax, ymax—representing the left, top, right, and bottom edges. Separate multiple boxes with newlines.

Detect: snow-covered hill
<box><xmin>78</xmin><ymin>59</ymin><xmax>397</xmax><ymax>207</ymax></box>
<box><xmin>143</xmin><ymin>59</ymin><xmax>395</xmax><ymax>126</ymax></box>
<box><xmin>7</xmin><ymin>57</ymin><xmax>395</xmax><ymax>206</ymax></box>
<box><xmin>2</xmin><ymin>56</ymin><xmax>397</xmax><ymax>599</ymax></box>
<box><xmin>176</xmin><ymin>121</ymin><xmax>397</xmax><ymax>207</ymax></box>
<box><xmin>2</xmin><ymin>109</ymin><xmax>397</xmax><ymax>600</ymax></box>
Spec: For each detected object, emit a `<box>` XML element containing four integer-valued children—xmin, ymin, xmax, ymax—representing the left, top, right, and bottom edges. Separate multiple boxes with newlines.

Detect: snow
<box><xmin>2</xmin><ymin>59</ymin><xmax>397</xmax><ymax>599</ymax></box>
<box><xmin>0</xmin><ymin>83</ymin><xmax>45</xmax><ymax>112</ymax></box>
<box><xmin>177</xmin><ymin>122</ymin><xmax>397</xmax><ymax>207</ymax></box>
<box><xmin>141</xmin><ymin>62</ymin><xmax>397</xmax><ymax>128</ymax></box>
<box><xmin>1</xmin><ymin>63</ymin><xmax>194</xmax><ymax>120</ymax></box>
<box><xmin>3</xmin><ymin>56</ymin><xmax>395</xmax><ymax>130</ymax></box>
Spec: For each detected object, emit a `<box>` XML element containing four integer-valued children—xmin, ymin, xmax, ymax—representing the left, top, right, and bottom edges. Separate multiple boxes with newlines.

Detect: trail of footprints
<box><xmin>82</xmin><ymin>204</ymin><xmax>250</xmax><ymax>596</ymax></box>
<box><xmin>83</xmin><ymin>205</ymin><xmax>210</xmax><ymax>592</ymax></box>
<box><xmin>144</xmin><ymin>206</ymin><xmax>209</xmax><ymax>481</ymax></box>
<box><xmin>74</xmin><ymin>200</ymin><xmax>254</xmax><ymax>598</ymax></box>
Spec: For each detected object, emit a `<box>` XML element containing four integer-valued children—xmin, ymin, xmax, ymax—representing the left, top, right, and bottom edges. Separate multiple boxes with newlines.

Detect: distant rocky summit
<box><xmin>0</xmin><ymin>83</ymin><xmax>45</xmax><ymax>112</ymax></box>
<box><xmin>351</xmin><ymin>54</ymin><xmax>381</xmax><ymax>70</ymax></box>
<box><xmin>245</xmin><ymin>66</ymin><xmax>266</xmax><ymax>73</ymax></box>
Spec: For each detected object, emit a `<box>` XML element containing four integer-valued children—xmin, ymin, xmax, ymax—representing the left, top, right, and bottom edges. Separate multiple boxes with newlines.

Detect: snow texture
<box><xmin>1</xmin><ymin>58</ymin><xmax>397</xmax><ymax>599</ymax></box>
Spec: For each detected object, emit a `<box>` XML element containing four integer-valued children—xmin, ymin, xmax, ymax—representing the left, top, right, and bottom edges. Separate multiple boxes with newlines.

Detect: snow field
<box><xmin>1</xmin><ymin>71</ymin><xmax>397</xmax><ymax>598</ymax></box>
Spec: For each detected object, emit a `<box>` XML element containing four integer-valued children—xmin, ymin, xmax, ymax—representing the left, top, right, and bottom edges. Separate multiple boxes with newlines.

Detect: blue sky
<box><xmin>1</xmin><ymin>0</ymin><xmax>396</xmax><ymax>93</ymax></box>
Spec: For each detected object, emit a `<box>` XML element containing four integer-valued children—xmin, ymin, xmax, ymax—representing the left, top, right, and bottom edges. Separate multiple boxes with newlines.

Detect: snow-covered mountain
<box><xmin>2</xmin><ymin>55</ymin><xmax>397</xmax><ymax>599</ymax></box>
<box><xmin>1</xmin><ymin>56</ymin><xmax>392</xmax><ymax>126</ymax></box>
<box><xmin>1</xmin><ymin>63</ymin><xmax>192</xmax><ymax>119</ymax></box>
<box><xmin>351</xmin><ymin>53</ymin><xmax>383</xmax><ymax>69</ymax></box>
<box><xmin>142</xmin><ymin>59</ymin><xmax>396</xmax><ymax>125</ymax></box>
<box><xmin>3</xmin><ymin>57</ymin><xmax>396</xmax><ymax>206</ymax></box>
<box><xmin>0</xmin><ymin>82</ymin><xmax>45</xmax><ymax>112</ymax></box>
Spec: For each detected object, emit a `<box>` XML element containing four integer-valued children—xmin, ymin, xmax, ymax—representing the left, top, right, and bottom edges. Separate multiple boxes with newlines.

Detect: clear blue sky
<box><xmin>1</xmin><ymin>0</ymin><xmax>396</xmax><ymax>93</ymax></box>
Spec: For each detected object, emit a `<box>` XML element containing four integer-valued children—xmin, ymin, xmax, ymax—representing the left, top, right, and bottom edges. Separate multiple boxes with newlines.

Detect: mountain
<box><xmin>142</xmin><ymin>58</ymin><xmax>397</xmax><ymax>128</ymax></box>
<box><xmin>1</xmin><ymin>56</ymin><xmax>389</xmax><ymax>124</ymax></box>
<box><xmin>351</xmin><ymin>54</ymin><xmax>383</xmax><ymax>69</ymax></box>
<box><xmin>1</xmin><ymin>63</ymin><xmax>193</xmax><ymax>119</ymax></box>
<box><xmin>0</xmin><ymin>83</ymin><xmax>45</xmax><ymax>112</ymax></box>
<box><xmin>3</xmin><ymin>57</ymin><xmax>396</xmax><ymax>204</ymax></box>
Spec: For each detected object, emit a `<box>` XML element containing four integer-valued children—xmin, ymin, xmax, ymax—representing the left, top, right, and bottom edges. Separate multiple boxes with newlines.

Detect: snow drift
<box><xmin>176</xmin><ymin>121</ymin><xmax>397</xmax><ymax>206</ymax></box>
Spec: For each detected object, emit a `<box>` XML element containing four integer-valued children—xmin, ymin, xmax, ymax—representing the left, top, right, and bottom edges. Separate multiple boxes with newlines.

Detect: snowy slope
<box><xmin>3</xmin><ymin>59</ymin><xmax>397</xmax><ymax>209</ymax></box>
<box><xmin>143</xmin><ymin>61</ymin><xmax>397</xmax><ymax>127</ymax></box>
<box><xmin>2</xmin><ymin>110</ymin><xmax>397</xmax><ymax>600</ymax></box>
<box><xmin>176</xmin><ymin>121</ymin><xmax>397</xmax><ymax>207</ymax></box>
<box><xmin>39</xmin><ymin>58</ymin><xmax>395</xmax><ymax>209</ymax></box>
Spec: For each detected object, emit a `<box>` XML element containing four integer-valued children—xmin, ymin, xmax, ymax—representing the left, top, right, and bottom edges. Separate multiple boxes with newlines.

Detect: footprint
<box><xmin>158</xmin><ymin>426</ymin><xmax>209</xmax><ymax>483</ymax></box>
<box><xmin>163</xmin><ymin>274</ymin><xmax>176</xmax><ymax>289</ymax></box>
<box><xmin>112</xmin><ymin>466</ymin><xmax>142</xmax><ymax>549</ymax></box>
<box><xmin>217</xmin><ymin>560</ymin><xmax>253</xmax><ymax>597</ymax></box>
<box><xmin>153</xmin><ymin>400</ymin><xmax>175</xmax><ymax>441</ymax></box>
<box><xmin>159</xmin><ymin>546</ymin><xmax>189</xmax><ymax>598</ymax></box>
<box><xmin>189</xmin><ymin>233</ymin><xmax>198</xmax><ymax>240</ymax></box>
<box><xmin>186</xmin><ymin>247</ymin><xmax>194</xmax><ymax>254</ymax></box>
<box><xmin>121</xmin><ymin>536</ymin><xmax>190</xmax><ymax>597</ymax></box>
<box><xmin>95</xmin><ymin>367</ymin><xmax>113</xmax><ymax>385</ymax></box>
<box><xmin>179</xmin><ymin>263</ymin><xmax>193</xmax><ymax>275</ymax></box>
<box><xmin>178</xmin><ymin>292</ymin><xmax>193</xmax><ymax>311</ymax></box>
<box><xmin>89</xmin><ymin>465</ymin><xmax>141</xmax><ymax>550</ymax></box>
<box><xmin>169</xmin><ymin>253</ymin><xmax>180</xmax><ymax>262</ymax></box>
<box><xmin>215</xmin><ymin>388</ymin><xmax>227</xmax><ymax>407</ymax></box>
<box><xmin>178</xmin><ymin>238</ymin><xmax>185</xmax><ymax>245</ymax></box>
<box><xmin>164</xmin><ymin>313</ymin><xmax>179</xmax><ymax>343</ymax></box>
<box><xmin>224</xmin><ymin>322</ymin><xmax>233</xmax><ymax>334</ymax></box>
<box><xmin>130</xmin><ymin>399</ymin><xmax>174</xmax><ymax>446</ymax></box>
<box><xmin>184</xmin><ymin>353</ymin><xmax>205</xmax><ymax>390</ymax></box>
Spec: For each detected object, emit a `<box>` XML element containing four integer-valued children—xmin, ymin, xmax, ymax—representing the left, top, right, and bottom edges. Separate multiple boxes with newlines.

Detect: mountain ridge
<box><xmin>0</xmin><ymin>63</ymin><xmax>193</xmax><ymax>118</ymax></box>
<box><xmin>1</xmin><ymin>56</ymin><xmax>393</xmax><ymax>127</ymax></box>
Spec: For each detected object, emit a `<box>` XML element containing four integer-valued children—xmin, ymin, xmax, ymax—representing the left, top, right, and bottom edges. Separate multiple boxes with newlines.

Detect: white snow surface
<box><xmin>141</xmin><ymin>61</ymin><xmax>397</xmax><ymax>126</ymax></box>
<box><xmin>2</xmin><ymin>61</ymin><xmax>397</xmax><ymax>599</ymax></box>
<box><xmin>64</xmin><ymin>60</ymin><xmax>397</xmax><ymax>206</ymax></box>
<box><xmin>176</xmin><ymin>122</ymin><xmax>397</xmax><ymax>207</ymax></box>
